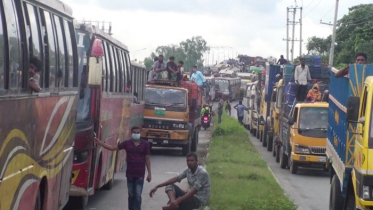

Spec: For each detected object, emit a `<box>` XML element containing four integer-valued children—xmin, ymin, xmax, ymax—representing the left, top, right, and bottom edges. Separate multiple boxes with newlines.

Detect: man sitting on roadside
<box><xmin>150</xmin><ymin>153</ymin><xmax>210</xmax><ymax>210</ymax></box>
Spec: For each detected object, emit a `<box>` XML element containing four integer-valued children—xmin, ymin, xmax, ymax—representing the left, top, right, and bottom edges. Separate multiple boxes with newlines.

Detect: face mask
<box><xmin>132</xmin><ymin>133</ymin><xmax>141</xmax><ymax>140</ymax></box>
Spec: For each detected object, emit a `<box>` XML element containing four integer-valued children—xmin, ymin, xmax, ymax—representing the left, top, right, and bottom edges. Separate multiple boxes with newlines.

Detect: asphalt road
<box><xmin>85</xmin><ymin>125</ymin><xmax>212</xmax><ymax>210</ymax></box>
<box><xmin>230</xmin><ymin>101</ymin><xmax>330</xmax><ymax>210</ymax></box>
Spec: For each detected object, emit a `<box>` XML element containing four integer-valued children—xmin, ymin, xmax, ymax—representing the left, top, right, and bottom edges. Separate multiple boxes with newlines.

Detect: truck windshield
<box><xmin>299</xmin><ymin>107</ymin><xmax>328</xmax><ymax>130</ymax></box>
<box><xmin>145</xmin><ymin>88</ymin><xmax>187</xmax><ymax>107</ymax></box>
<box><xmin>76</xmin><ymin>29</ymin><xmax>92</xmax><ymax>123</ymax></box>
<box><xmin>216</xmin><ymin>80</ymin><xmax>229</xmax><ymax>91</ymax></box>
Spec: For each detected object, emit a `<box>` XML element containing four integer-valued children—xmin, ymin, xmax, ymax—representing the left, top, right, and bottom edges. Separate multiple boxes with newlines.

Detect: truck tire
<box><xmin>256</xmin><ymin>126</ymin><xmax>260</xmax><ymax>139</ymax></box>
<box><xmin>329</xmin><ymin>175</ymin><xmax>344</xmax><ymax>210</ymax></box>
<box><xmin>272</xmin><ymin>137</ymin><xmax>277</xmax><ymax>157</ymax></box>
<box><xmin>279</xmin><ymin>146</ymin><xmax>288</xmax><ymax>169</ymax></box>
<box><xmin>262</xmin><ymin>125</ymin><xmax>267</xmax><ymax>147</ymax></box>
<box><xmin>290</xmin><ymin>156</ymin><xmax>298</xmax><ymax>174</ymax></box>
<box><xmin>191</xmin><ymin>131</ymin><xmax>198</xmax><ymax>152</ymax></box>
<box><xmin>275</xmin><ymin>145</ymin><xmax>280</xmax><ymax>163</ymax></box>
<box><xmin>182</xmin><ymin>136</ymin><xmax>191</xmax><ymax>156</ymax></box>
<box><xmin>267</xmin><ymin>133</ymin><xmax>273</xmax><ymax>152</ymax></box>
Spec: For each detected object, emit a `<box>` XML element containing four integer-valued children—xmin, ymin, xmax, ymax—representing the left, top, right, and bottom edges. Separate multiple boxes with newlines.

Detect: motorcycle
<box><xmin>202</xmin><ymin>115</ymin><xmax>210</xmax><ymax>130</ymax></box>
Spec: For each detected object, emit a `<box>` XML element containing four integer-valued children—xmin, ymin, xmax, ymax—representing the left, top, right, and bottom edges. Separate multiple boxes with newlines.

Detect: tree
<box><xmin>306</xmin><ymin>36</ymin><xmax>331</xmax><ymax>55</ymax></box>
<box><xmin>143</xmin><ymin>36</ymin><xmax>209</xmax><ymax>72</ymax></box>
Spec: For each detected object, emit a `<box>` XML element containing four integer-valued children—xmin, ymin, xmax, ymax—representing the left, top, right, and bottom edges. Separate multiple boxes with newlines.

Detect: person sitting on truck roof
<box><xmin>277</xmin><ymin>55</ymin><xmax>287</xmax><ymax>65</ymax></box>
<box><xmin>190</xmin><ymin>66</ymin><xmax>206</xmax><ymax>88</ymax></box>
<box><xmin>295</xmin><ymin>58</ymin><xmax>312</xmax><ymax>102</ymax></box>
<box><xmin>154</xmin><ymin>55</ymin><xmax>168</xmax><ymax>79</ymax></box>
<box><xmin>335</xmin><ymin>52</ymin><xmax>367</xmax><ymax>78</ymax></box>
<box><xmin>306</xmin><ymin>83</ymin><xmax>322</xmax><ymax>102</ymax></box>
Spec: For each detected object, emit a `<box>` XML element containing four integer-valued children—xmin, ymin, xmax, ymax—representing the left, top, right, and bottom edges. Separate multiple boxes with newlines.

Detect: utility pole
<box><xmin>286</xmin><ymin>7</ymin><xmax>289</xmax><ymax>61</ymax></box>
<box><xmin>291</xmin><ymin>8</ymin><xmax>296</xmax><ymax>62</ymax></box>
<box><xmin>299</xmin><ymin>7</ymin><xmax>303</xmax><ymax>58</ymax></box>
<box><xmin>284</xmin><ymin>6</ymin><xmax>302</xmax><ymax>63</ymax></box>
<box><xmin>329</xmin><ymin>0</ymin><xmax>339</xmax><ymax>67</ymax></box>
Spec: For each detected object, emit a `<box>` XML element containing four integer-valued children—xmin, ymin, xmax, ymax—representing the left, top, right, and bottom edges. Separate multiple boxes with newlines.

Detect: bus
<box><xmin>0</xmin><ymin>0</ymin><xmax>79</xmax><ymax>209</ymax></box>
<box><xmin>215</xmin><ymin>77</ymin><xmax>241</xmax><ymax>101</ymax></box>
<box><xmin>68</xmin><ymin>23</ymin><xmax>144</xmax><ymax>208</ymax></box>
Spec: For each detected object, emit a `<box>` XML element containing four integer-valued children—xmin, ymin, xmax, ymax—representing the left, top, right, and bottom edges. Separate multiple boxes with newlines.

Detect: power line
<box><xmin>303</xmin><ymin>0</ymin><xmax>323</xmax><ymax>18</ymax></box>
<box><xmin>303</xmin><ymin>0</ymin><xmax>315</xmax><ymax>10</ymax></box>
<box><xmin>320</xmin><ymin>7</ymin><xmax>334</xmax><ymax>20</ymax></box>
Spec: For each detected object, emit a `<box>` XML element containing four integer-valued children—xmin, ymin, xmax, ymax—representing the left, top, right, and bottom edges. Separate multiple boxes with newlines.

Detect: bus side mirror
<box><xmin>88</xmin><ymin>39</ymin><xmax>104</xmax><ymax>86</ymax></box>
<box><xmin>288</xmin><ymin>118</ymin><xmax>295</xmax><ymax>126</ymax></box>
<box><xmin>347</xmin><ymin>96</ymin><xmax>360</xmax><ymax>122</ymax></box>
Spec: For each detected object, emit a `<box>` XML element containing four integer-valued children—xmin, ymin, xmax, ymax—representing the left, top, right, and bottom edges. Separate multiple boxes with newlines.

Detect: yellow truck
<box><xmin>327</xmin><ymin>65</ymin><xmax>373</xmax><ymax>210</ymax></box>
<box><xmin>141</xmin><ymin>80</ymin><xmax>202</xmax><ymax>155</ymax></box>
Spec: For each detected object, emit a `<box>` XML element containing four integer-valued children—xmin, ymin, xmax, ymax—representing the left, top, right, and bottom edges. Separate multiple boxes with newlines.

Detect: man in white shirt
<box><xmin>294</xmin><ymin>58</ymin><xmax>311</xmax><ymax>102</ymax></box>
<box><xmin>153</xmin><ymin>55</ymin><xmax>167</xmax><ymax>79</ymax></box>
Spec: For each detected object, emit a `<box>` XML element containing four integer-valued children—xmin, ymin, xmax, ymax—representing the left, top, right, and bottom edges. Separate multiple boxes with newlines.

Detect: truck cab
<box><xmin>141</xmin><ymin>80</ymin><xmax>202</xmax><ymax>155</ymax></box>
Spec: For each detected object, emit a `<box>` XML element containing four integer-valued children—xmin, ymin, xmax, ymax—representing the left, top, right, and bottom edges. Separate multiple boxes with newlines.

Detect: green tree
<box><xmin>143</xmin><ymin>36</ymin><xmax>209</xmax><ymax>72</ymax></box>
<box><xmin>306</xmin><ymin>36</ymin><xmax>331</xmax><ymax>55</ymax></box>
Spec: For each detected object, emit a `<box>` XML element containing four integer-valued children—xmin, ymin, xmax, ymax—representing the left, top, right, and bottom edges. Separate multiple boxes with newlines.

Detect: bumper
<box><xmin>145</xmin><ymin>138</ymin><xmax>189</xmax><ymax>147</ymax></box>
<box><xmin>292</xmin><ymin>153</ymin><xmax>327</xmax><ymax>165</ymax></box>
<box><xmin>141</xmin><ymin>128</ymin><xmax>189</xmax><ymax>141</ymax></box>
<box><xmin>70</xmin><ymin>185</ymin><xmax>88</xmax><ymax>197</ymax></box>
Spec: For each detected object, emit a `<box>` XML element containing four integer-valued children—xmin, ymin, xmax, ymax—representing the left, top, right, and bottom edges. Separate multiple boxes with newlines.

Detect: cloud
<box><xmin>62</xmin><ymin>0</ymin><xmax>373</xmax><ymax>64</ymax></box>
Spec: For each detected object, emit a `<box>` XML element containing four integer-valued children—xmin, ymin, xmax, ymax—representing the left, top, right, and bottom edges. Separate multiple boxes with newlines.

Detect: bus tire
<box><xmin>35</xmin><ymin>189</ymin><xmax>42</xmax><ymax>210</ymax></box>
<box><xmin>290</xmin><ymin>157</ymin><xmax>298</xmax><ymax>174</ymax></box>
<box><xmin>279</xmin><ymin>146</ymin><xmax>288</xmax><ymax>169</ymax></box>
<box><xmin>262</xmin><ymin>125</ymin><xmax>267</xmax><ymax>147</ymax></box>
<box><xmin>68</xmin><ymin>196</ymin><xmax>88</xmax><ymax>210</ymax></box>
<box><xmin>103</xmin><ymin>174</ymin><xmax>114</xmax><ymax>190</ymax></box>
<box><xmin>191</xmin><ymin>130</ymin><xmax>198</xmax><ymax>152</ymax></box>
<box><xmin>329</xmin><ymin>175</ymin><xmax>343</xmax><ymax>210</ymax></box>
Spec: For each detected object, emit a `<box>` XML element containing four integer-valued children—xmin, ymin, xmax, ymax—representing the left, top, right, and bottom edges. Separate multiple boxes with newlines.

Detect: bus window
<box><xmin>53</xmin><ymin>15</ymin><xmax>66</xmax><ymax>87</ymax></box>
<box><xmin>120</xmin><ymin>51</ymin><xmax>128</xmax><ymax>89</ymax></box>
<box><xmin>108</xmin><ymin>45</ymin><xmax>116</xmax><ymax>92</ymax></box>
<box><xmin>103</xmin><ymin>42</ymin><xmax>110</xmax><ymax>92</ymax></box>
<box><xmin>101</xmin><ymin>40</ymin><xmax>107</xmax><ymax>92</ymax></box>
<box><xmin>4</xmin><ymin>0</ymin><xmax>22</xmax><ymax>89</ymax></box>
<box><xmin>43</xmin><ymin>11</ymin><xmax>57</xmax><ymax>88</ymax></box>
<box><xmin>124</xmin><ymin>53</ymin><xmax>131</xmax><ymax>85</ymax></box>
<box><xmin>117</xmin><ymin>49</ymin><xmax>123</xmax><ymax>92</ymax></box>
<box><xmin>63</xmin><ymin>20</ymin><xmax>74</xmax><ymax>87</ymax></box>
<box><xmin>0</xmin><ymin>7</ymin><xmax>4</xmax><ymax>89</ymax></box>
<box><xmin>25</xmin><ymin>4</ymin><xmax>44</xmax><ymax>87</ymax></box>
<box><xmin>111</xmin><ymin>46</ymin><xmax>118</xmax><ymax>92</ymax></box>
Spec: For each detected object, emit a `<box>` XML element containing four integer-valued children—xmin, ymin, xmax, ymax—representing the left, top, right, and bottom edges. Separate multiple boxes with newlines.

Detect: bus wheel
<box><xmin>279</xmin><ymin>146</ymin><xmax>288</xmax><ymax>169</ymax></box>
<box><xmin>69</xmin><ymin>196</ymin><xmax>88</xmax><ymax>210</ymax></box>
<box><xmin>104</xmin><ymin>174</ymin><xmax>115</xmax><ymax>190</ymax></box>
<box><xmin>35</xmin><ymin>189</ymin><xmax>41</xmax><ymax>210</ymax></box>
<box><xmin>290</xmin><ymin>157</ymin><xmax>298</xmax><ymax>174</ymax></box>
<box><xmin>329</xmin><ymin>175</ymin><xmax>343</xmax><ymax>210</ymax></box>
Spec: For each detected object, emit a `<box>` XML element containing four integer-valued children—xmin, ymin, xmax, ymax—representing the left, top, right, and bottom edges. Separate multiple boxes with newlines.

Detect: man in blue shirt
<box><xmin>234</xmin><ymin>100</ymin><xmax>248</xmax><ymax>125</ymax></box>
<box><xmin>190</xmin><ymin>65</ymin><xmax>206</xmax><ymax>87</ymax></box>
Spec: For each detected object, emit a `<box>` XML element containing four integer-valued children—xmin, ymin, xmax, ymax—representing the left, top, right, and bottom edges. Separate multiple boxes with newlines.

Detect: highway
<box><xmin>230</xmin><ymin>101</ymin><xmax>330</xmax><ymax>210</ymax></box>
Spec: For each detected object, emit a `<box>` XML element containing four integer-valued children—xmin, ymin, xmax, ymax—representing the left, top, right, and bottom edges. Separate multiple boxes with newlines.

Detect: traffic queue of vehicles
<box><xmin>0</xmin><ymin>0</ymin><xmax>146</xmax><ymax>209</ymax></box>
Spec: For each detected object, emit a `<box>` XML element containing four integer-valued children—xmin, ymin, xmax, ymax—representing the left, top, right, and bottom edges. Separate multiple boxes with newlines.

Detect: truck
<box><xmin>270</xmin><ymin>64</ymin><xmax>331</xmax><ymax>174</ymax></box>
<box><xmin>141</xmin><ymin>80</ymin><xmax>202</xmax><ymax>155</ymax></box>
<box><xmin>327</xmin><ymin>65</ymin><xmax>373</xmax><ymax>210</ymax></box>
<box><xmin>259</xmin><ymin>64</ymin><xmax>281</xmax><ymax>147</ymax></box>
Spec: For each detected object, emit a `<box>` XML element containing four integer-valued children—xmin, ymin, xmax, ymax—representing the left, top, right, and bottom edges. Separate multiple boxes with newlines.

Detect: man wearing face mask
<box><xmin>95</xmin><ymin>126</ymin><xmax>151</xmax><ymax>210</ymax></box>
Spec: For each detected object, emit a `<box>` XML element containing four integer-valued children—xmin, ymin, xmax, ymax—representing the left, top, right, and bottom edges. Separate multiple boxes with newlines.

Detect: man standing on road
<box><xmin>149</xmin><ymin>152</ymin><xmax>210</xmax><ymax>210</ymax></box>
<box><xmin>294</xmin><ymin>58</ymin><xmax>311</xmax><ymax>102</ymax></box>
<box><xmin>335</xmin><ymin>52</ymin><xmax>367</xmax><ymax>78</ymax></box>
<box><xmin>234</xmin><ymin>100</ymin><xmax>247</xmax><ymax>125</ymax></box>
<box><xmin>95</xmin><ymin>126</ymin><xmax>152</xmax><ymax>210</ymax></box>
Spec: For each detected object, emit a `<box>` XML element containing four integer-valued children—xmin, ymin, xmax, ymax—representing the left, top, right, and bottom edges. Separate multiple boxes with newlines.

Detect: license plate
<box><xmin>318</xmin><ymin>157</ymin><xmax>326</xmax><ymax>162</ymax></box>
<box><xmin>163</xmin><ymin>140</ymin><xmax>168</xmax><ymax>144</ymax></box>
<box><xmin>204</xmin><ymin>121</ymin><xmax>208</xmax><ymax>123</ymax></box>
<box><xmin>155</xmin><ymin>110</ymin><xmax>165</xmax><ymax>115</ymax></box>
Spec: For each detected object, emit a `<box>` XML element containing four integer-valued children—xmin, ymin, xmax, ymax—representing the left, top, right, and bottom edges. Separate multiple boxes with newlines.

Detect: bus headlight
<box><xmin>294</xmin><ymin>144</ymin><xmax>310</xmax><ymax>154</ymax></box>
<box><xmin>73</xmin><ymin>150</ymin><xmax>90</xmax><ymax>163</ymax></box>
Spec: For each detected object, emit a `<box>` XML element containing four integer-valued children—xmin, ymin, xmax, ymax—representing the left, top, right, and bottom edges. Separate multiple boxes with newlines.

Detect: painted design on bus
<box><xmin>0</xmin><ymin>96</ymin><xmax>76</xmax><ymax>210</ymax></box>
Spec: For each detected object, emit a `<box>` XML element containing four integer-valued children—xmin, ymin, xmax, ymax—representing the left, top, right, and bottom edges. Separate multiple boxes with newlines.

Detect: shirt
<box><xmin>177</xmin><ymin>166</ymin><xmax>211</xmax><ymax>204</ymax></box>
<box><xmin>117</xmin><ymin>139</ymin><xmax>150</xmax><ymax>178</ymax></box>
<box><xmin>191</xmin><ymin>71</ymin><xmax>206</xmax><ymax>86</ymax></box>
<box><xmin>234</xmin><ymin>104</ymin><xmax>246</xmax><ymax>117</ymax></box>
<box><xmin>153</xmin><ymin>60</ymin><xmax>167</xmax><ymax>79</ymax></box>
<box><xmin>278</xmin><ymin>58</ymin><xmax>287</xmax><ymax>65</ymax></box>
<box><xmin>148</xmin><ymin>70</ymin><xmax>155</xmax><ymax>82</ymax></box>
<box><xmin>294</xmin><ymin>65</ymin><xmax>311</xmax><ymax>85</ymax></box>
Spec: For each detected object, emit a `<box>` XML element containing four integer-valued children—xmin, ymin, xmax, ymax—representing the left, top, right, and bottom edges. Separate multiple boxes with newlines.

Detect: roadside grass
<box><xmin>206</xmin><ymin>112</ymin><xmax>296</xmax><ymax>210</ymax></box>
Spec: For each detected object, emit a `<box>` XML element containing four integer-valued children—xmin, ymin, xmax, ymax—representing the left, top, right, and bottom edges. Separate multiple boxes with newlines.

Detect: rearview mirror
<box><xmin>88</xmin><ymin>57</ymin><xmax>103</xmax><ymax>86</ymax></box>
<box><xmin>288</xmin><ymin>118</ymin><xmax>295</xmax><ymax>126</ymax></box>
<box><xmin>347</xmin><ymin>96</ymin><xmax>360</xmax><ymax>122</ymax></box>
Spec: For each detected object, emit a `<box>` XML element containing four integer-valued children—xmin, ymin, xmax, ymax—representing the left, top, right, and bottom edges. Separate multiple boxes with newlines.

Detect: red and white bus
<box><xmin>68</xmin><ymin>23</ymin><xmax>145</xmax><ymax>208</ymax></box>
<box><xmin>0</xmin><ymin>0</ymin><xmax>80</xmax><ymax>209</ymax></box>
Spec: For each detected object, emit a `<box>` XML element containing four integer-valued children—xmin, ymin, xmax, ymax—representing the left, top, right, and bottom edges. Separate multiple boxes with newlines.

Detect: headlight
<box><xmin>173</xmin><ymin>123</ymin><xmax>179</xmax><ymax>128</ymax></box>
<box><xmin>73</xmin><ymin>150</ymin><xmax>90</xmax><ymax>163</ymax></box>
<box><xmin>363</xmin><ymin>186</ymin><xmax>370</xmax><ymax>199</ymax></box>
<box><xmin>179</xmin><ymin>124</ymin><xmax>185</xmax><ymax>129</ymax></box>
<box><xmin>294</xmin><ymin>144</ymin><xmax>310</xmax><ymax>154</ymax></box>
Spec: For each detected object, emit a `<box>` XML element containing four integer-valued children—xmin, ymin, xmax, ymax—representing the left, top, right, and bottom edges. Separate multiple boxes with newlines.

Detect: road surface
<box><xmin>230</xmin><ymin>101</ymin><xmax>330</xmax><ymax>210</ymax></box>
<box><xmin>85</xmin><ymin>126</ymin><xmax>212</xmax><ymax>210</ymax></box>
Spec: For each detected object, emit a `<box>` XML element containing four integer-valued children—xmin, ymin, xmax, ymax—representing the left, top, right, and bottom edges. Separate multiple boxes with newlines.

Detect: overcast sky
<box><xmin>61</xmin><ymin>0</ymin><xmax>372</xmax><ymax>65</ymax></box>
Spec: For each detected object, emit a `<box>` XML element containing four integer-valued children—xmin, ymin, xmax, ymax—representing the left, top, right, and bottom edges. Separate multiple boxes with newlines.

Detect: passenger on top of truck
<box><xmin>335</xmin><ymin>52</ymin><xmax>367</xmax><ymax>78</ymax></box>
<box><xmin>295</xmin><ymin>58</ymin><xmax>312</xmax><ymax>102</ymax></box>
<box><xmin>154</xmin><ymin>55</ymin><xmax>168</xmax><ymax>79</ymax></box>
<box><xmin>306</xmin><ymin>83</ymin><xmax>322</xmax><ymax>102</ymax></box>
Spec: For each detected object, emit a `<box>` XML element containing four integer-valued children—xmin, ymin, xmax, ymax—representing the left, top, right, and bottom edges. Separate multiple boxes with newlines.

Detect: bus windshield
<box><xmin>145</xmin><ymin>88</ymin><xmax>187</xmax><ymax>107</ymax></box>
<box><xmin>76</xmin><ymin>28</ymin><xmax>92</xmax><ymax>123</ymax></box>
<box><xmin>216</xmin><ymin>79</ymin><xmax>229</xmax><ymax>92</ymax></box>
<box><xmin>299</xmin><ymin>107</ymin><xmax>328</xmax><ymax>130</ymax></box>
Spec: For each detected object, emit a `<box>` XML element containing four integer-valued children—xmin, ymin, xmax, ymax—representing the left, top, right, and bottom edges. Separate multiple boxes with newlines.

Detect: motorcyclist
<box><xmin>201</xmin><ymin>104</ymin><xmax>211</xmax><ymax>118</ymax></box>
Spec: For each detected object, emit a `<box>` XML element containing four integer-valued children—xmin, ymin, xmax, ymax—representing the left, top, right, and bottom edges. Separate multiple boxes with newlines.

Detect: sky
<box><xmin>61</xmin><ymin>0</ymin><xmax>372</xmax><ymax>66</ymax></box>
